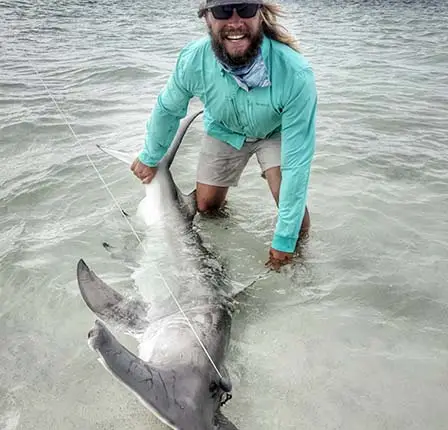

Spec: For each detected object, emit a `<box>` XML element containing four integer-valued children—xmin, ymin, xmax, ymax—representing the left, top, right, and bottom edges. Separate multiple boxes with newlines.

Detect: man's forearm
<box><xmin>138</xmin><ymin>96</ymin><xmax>185</xmax><ymax>167</ymax></box>
<box><xmin>272</xmin><ymin>166</ymin><xmax>310</xmax><ymax>252</ymax></box>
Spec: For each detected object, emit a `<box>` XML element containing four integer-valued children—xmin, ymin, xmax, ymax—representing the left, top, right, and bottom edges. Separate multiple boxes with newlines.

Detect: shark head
<box><xmin>86</xmin><ymin>317</ymin><xmax>238</xmax><ymax>430</ymax></box>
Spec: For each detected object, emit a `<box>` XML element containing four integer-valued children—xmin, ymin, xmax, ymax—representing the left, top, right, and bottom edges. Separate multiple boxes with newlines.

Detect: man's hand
<box><xmin>265</xmin><ymin>248</ymin><xmax>294</xmax><ymax>272</ymax></box>
<box><xmin>131</xmin><ymin>158</ymin><xmax>157</xmax><ymax>184</ymax></box>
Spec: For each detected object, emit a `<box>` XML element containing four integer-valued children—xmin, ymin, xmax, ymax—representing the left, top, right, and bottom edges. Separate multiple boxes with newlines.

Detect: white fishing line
<box><xmin>8</xmin><ymin>25</ymin><xmax>226</xmax><ymax>381</ymax></box>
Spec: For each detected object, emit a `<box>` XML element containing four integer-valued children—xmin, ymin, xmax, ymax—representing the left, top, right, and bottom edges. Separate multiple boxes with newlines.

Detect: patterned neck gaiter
<box><xmin>219</xmin><ymin>49</ymin><xmax>271</xmax><ymax>91</ymax></box>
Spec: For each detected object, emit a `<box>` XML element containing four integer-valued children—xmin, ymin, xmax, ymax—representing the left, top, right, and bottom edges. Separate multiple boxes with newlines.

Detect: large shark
<box><xmin>76</xmin><ymin>111</ymin><xmax>239</xmax><ymax>430</ymax></box>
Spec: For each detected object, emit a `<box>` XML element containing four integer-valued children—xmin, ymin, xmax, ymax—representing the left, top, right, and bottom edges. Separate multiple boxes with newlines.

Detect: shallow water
<box><xmin>1</xmin><ymin>0</ymin><xmax>448</xmax><ymax>429</ymax></box>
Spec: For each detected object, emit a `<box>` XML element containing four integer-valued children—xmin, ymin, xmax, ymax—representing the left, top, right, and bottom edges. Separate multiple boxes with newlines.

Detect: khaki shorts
<box><xmin>196</xmin><ymin>134</ymin><xmax>281</xmax><ymax>187</ymax></box>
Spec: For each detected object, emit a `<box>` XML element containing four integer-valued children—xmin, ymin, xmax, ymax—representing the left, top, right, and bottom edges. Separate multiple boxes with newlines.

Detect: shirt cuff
<box><xmin>138</xmin><ymin>151</ymin><xmax>158</xmax><ymax>168</ymax></box>
<box><xmin>271</xmin><ymin>234</ymin><xmax>298</xmax><ymax>253</ymax></box>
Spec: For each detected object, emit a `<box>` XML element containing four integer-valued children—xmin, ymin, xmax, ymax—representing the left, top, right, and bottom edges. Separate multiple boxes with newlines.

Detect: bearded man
<box><xmin>131</xmin><ymin>0</ymin><xmax>317</xmax><ymax>270</ymax></box>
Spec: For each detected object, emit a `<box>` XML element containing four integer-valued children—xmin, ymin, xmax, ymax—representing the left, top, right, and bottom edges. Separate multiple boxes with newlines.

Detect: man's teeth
<box><xmin>226</xmin><ymin>35</ymin><xmax>245</xmax><ymax>40</ymax></box>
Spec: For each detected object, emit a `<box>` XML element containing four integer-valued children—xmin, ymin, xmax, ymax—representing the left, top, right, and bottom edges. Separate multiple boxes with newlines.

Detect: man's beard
<box><xmin>210</xmin><ymin>27</ymin><xmax>263</xmax><ymax>68</ymax></box>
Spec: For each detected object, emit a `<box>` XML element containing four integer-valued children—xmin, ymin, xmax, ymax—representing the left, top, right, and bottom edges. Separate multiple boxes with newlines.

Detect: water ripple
<box><xmin>0</xmin><ymin>1</ymin><xmax>447</xmax><ymax>429</ymax></box>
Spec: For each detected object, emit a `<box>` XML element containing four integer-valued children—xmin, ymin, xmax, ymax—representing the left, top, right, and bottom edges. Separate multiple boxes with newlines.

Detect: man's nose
<box><xmin>227</xmin><ymin>8</ymin><xmax>243</xmax><ymax>23</ymax></box>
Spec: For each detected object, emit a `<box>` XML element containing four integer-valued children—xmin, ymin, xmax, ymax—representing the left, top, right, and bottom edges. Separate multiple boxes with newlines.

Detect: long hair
<box><xmin>260</xmin><ymin>3</ymin><xmax>300</xmax><ymax>52</ymax></box>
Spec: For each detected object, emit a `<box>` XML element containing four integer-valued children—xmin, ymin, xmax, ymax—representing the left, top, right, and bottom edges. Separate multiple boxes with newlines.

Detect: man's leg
<box><xmin>256</xmin><ymin>136</ymin><xmax>310</xmax><ymax>238</ymax></box>
<box><xmin>263</xmin><ymin>166</ymin><xmax>310</xmax><ymax>237</ymax></box>
<box><xmin>196</xmin><ymin>183</ymin><xmax>229</xmax><ymax>212</ymax></box>
<box><xmin>196</xmin><ymin>134</ymin><xmax>251</xmax><ymax>212</ymax></box>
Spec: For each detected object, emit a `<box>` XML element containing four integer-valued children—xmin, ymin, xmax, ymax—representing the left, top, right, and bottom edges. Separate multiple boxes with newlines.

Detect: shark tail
<box><xmin>97</xmin><ymin>110</ymin><xmax>203</xmax><ymax>168</ymax></box>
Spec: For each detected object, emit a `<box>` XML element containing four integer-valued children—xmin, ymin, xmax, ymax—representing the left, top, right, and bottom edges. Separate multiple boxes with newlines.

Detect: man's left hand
<box><xmin>265</xmin><ymin>248</ymin><xmax>294</xmax><ymax>271</ymax></box>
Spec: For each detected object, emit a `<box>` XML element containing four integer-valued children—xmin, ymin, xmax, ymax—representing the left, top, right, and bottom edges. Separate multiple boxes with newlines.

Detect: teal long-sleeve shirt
<box><xmin>139</xmin><ymin>36</ymin><xmax>317</xmax><ymax>253</ymax></box>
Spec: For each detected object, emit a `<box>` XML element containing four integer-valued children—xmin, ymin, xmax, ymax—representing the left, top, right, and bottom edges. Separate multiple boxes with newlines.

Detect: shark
<box><xmin>76</xmin><ymin>110</ymin><xmax>240</xmax><ymax>430</ymax></box>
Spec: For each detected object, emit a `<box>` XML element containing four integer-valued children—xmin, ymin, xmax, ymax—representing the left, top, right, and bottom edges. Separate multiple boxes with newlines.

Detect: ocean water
<box><xmin>1</xmin><ymin>0</ymin><xmax>448</xmax><ymax>429</ymax></box>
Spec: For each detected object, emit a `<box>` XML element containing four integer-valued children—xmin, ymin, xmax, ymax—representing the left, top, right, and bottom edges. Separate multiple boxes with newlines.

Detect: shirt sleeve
<box><xmin>138</xmin><ymin>48</ymin><xmax>194</xmax><ymax>167</ymax></box>
<box><xmin>271</xmin><ymin>67</ymin><xmax>317</xmax><ymax>253</ymax></box>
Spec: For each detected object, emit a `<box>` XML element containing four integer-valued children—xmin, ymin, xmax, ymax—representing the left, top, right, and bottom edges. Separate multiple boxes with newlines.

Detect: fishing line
<box><xmin>8</xmin><ymin>20</ymin><xmax>228</xmax><ymax>381</ymax></box>
<box><xmin>10</xmin><ymin>10</ymin><xmax>272</xmax><ymax>385</ymax></box>
<box><xmin>33</xmin><ymin>63</ymin><xmax>227</xmax><ymax>381</ymax></box>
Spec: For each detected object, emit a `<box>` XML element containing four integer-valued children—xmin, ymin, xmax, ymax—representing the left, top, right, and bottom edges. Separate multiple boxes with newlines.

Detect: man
<box><xmin>131</xmin><ymin>0</ymin><xmax>317</xmax><ymax>271</ymax></box>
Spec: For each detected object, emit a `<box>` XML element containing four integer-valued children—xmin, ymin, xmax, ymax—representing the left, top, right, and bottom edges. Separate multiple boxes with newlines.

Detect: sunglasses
<box><xmin>209</xmin><ymin>3</ymin><xmax>261</xmax><ymax>20</ymax></box>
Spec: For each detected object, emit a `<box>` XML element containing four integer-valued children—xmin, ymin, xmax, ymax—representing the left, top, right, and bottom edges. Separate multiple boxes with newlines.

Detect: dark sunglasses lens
<box><xmin>211</xmin><ymin>5</ymin><xmax>233</xmax><ymax>19</ymax></box>
<box><xmin>211</xmin><ymin>4</ymin><xmax>259</xmax><ymax>20</ymax></box>
<box><xmin>236</xmin><ymin>4</ymin><xmax>259</xmax><ymax>18</ymax></box>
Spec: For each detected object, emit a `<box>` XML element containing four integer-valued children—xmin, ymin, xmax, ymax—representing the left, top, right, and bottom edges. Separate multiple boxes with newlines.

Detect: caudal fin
<box><xmin>97</xmin><ymin>109</ymin><xmax>203</xmax><ymax>169</ymax></box>
<box><xmin>159</xmin><ymin>110</ymin><xmax>203</xmax><ymax>170</ymax></box>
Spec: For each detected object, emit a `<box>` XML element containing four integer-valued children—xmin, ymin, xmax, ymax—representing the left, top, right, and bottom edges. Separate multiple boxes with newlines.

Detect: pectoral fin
<box><xmin>214</xmin><ymin>411</ymin><xmax>240</xmax><ymax>430</ymax></box>
<box><xmin>77</xmin><ymin>259</ymin><xmax>149</xmax><ymax>332</ymax></box>
<box><xmin>88</xmin><ymin>320</ymin><xmax>182</xmax><ymax>429</ymax></box>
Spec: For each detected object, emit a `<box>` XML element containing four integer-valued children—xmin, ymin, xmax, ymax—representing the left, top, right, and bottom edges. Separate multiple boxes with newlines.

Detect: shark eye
<box><xmin>209</xmin><ymin>381</ymin><xmax>219</xmax><ymax>396</ymax></box>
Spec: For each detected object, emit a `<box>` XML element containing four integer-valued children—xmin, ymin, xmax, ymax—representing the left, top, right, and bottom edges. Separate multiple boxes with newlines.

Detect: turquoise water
<box><xmin>1</xmin><ymin>1</ymin><xmax>447</xmax><ymax>428</ymax></box>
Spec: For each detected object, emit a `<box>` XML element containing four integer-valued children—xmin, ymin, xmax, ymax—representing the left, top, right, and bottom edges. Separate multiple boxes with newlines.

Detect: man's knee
<box><xmin>197</xmin><ymin>199</ymin><xmax>222</xmax><ymax>213</ymax></box>
<box><xmin>196</xmin><ymin>183</ymin><xmax>228</xmax><ymax>212</ymax></box>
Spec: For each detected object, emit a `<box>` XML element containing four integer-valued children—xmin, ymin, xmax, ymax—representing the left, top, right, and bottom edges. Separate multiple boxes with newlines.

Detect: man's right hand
<box><xmin>131</xmin><ymin>158</ymin><xmax>157</xmax><ymax>184</ymax></box>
